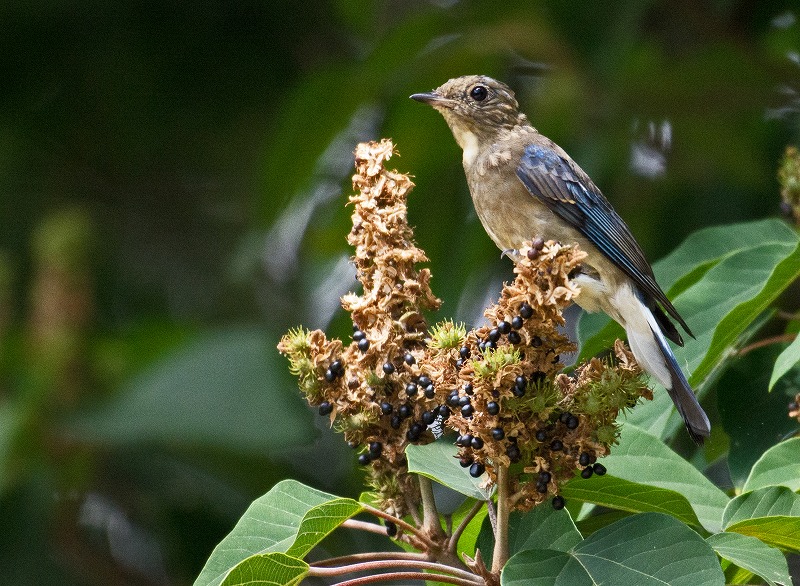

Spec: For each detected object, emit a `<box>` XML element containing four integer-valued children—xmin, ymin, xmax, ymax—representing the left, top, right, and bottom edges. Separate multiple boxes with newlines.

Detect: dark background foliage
<box><xmin>1</xmin><ymin>1</ymin><xmax>798</xmax><ymax>584</ymax></box>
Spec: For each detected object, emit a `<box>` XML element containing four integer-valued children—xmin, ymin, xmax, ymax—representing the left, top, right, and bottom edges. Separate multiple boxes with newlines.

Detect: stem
<box><xmin>309</xmin><ymin>559</ymin><xmax>480</xmax><ymax>582</ymax></box>
<box><xmin>449</xmin><ymin>499</ymin><xmax>485</xmax><ymax>553</ymax></box>
<box><xmin>327</xmin><ymin>571</ymin><xmax>482</xmax><ymax>586</ymax></box>
<box><xmin>311</xmin><ymin>551</ymin><xmax>430</xmax><ymax>567</ymax></box>
<box><xmin>491</xmin><ymin>466</ymin><xmax>510</xmax><ymax>574</ymax></box>
<box><xmin>361</xmin><ymin>504</ymin><xmax>437</xmax><ymax>550</ymax></box>
<box><xmin>404</xmin><ymin>490</ymin><xmax>424</xmax><ymax>527</ymax></box>
<box><xmin>341</xmin><ymin>519</ymin><xmax>391</xmax><ymax>537</ymax></box>
<box><xmin>486</xmin><ymin>497</ymin><xmax>497</xmax><ymax>536</ymax></box>
<box><xmin>419</xmin><ymin>475</ymin><xmax>446</xmax><ymax>539</ymax></box>
<box><xmin>738</xmin><ymin>333</ymin><xmax>796</xmax><ymax>356</ymax></box>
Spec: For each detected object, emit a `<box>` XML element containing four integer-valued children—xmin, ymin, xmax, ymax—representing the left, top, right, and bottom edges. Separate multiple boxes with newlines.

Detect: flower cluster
<box><xmin>279</xmin><ymin>139</ymin><xmax>651</xmax><ymax>515</ymax></box>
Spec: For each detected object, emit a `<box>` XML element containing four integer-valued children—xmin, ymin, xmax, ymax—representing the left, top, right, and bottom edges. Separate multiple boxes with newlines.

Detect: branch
<box><xmin>311</xmin><ymin>551</ymin><xmax>430</xmax><ymax>567</ymax></box>
<box><xmin>325</xmin><ymin>571</ymin><xmax>482</xmax><ymax>586</ymax></box>
<box><xmin>491</xmin><ymin>466</ymin><xmax>510</xmax><ymax>574</ymax></box>
<box><xmin>449</xmin><ymin>499</ymin><xmax>485</xmax><ymax>553</ymax></box>
<box><xmin>341</xmin><ymin>519</ymin><xmax>392</xmax><ymax>537</ymax></box>
<box><xmin>309</xmin><ymin>559</ymin><xmax>481</xmax><ymax>583</ymax></box>
<box><xmin>361</xmin><ymin>504</ymin><xmax>437</xmax><ymax>550</ymax></box>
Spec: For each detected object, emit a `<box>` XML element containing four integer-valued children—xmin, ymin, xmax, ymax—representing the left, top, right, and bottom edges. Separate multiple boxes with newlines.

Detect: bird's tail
<box><xmin>624</xmin><ymin>296</ymin><xmax>711</xmax><ymax>444</ymax></box>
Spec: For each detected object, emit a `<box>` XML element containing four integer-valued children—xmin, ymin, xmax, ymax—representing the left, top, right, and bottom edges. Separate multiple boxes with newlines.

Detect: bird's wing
<box><xmin>516</xmin><ymin>141</ymin><xmax>692</xmax><ymax>341</ymax></box>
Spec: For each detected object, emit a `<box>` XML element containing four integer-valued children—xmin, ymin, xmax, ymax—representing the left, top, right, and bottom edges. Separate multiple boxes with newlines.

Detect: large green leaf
<box><xmin>578</xmin><ymin>220</ymin><xmax>800</xmax><ymax>440</ymax></box>
<box><xmin>722</xmin><ymin>486</ymin><xmax>800</xmax><ymax>552</ymax></box>
<box><xmin>743</xmin><ymin>438</ymin><xmax>800</xmax><ymax>493</ymax></box>
<box><xmin>769</xmin><ymin>335</ymin><xmax>800</xmax><ymax>391</ymax></box>
<box><xmin>477</xmin><ymin>505</ymin><xmax>582</xmax><ymax>567</ymax></box>
<box><xmin>601</xmin><ymin>425</ymin><xmax>729</xmax><ymax>532</ymax></box>
<box><xmin>406</xmin><ymin>440</ymin><xmax>493</xmax><ymax>501</ymax></box>
<box><xmin>501</xmin><ymin>513</ymin><xmax>724</xmax><ymax>586</ymax></box>
<box><xmin>195</xmin><ymin>480</ymin><xmax>359</xmax><ymax>586</ymax></box>
<box><xmin>706</xmin><ymin>532</ymin><xmax>791</xmax><ymax>586</ymax></box>
<box><xmin>561</xmin><ymin>474</ymin><xmax>700</xmax><ymax>526</ymax></box>
<box><xmin>718</xmin><ymin>345</ymin><xmax>799</xmax><ymax>489</ymax></box>
<box><xmin>221</xmin><ymin>553</ymin><xmax>308</xmax><ymax>586</ymax></box>
<box><xmin>68</xmin><ymin>328</ymin><xmax>315</xmax><ymax>456</ymax></box>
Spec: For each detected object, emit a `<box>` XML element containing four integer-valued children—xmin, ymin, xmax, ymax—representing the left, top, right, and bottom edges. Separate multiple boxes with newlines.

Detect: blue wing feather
<box><xmin>516</xmin><ymin>142</ymin><xmax>692</xmax><ymax>341</ymax></box>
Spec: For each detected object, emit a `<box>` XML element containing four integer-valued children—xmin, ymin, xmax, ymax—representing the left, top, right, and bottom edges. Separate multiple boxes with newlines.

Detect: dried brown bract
<box><xmin>279</xmin><ymin>139</ymin><xmax>651</xmax><ymax>515</ymax></box>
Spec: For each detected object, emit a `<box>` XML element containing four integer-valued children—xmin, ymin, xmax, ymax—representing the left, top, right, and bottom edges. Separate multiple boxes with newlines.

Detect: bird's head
<box><xmin>411</xmin><ymin>75</ymin><xmax>526</xmax><ymax>149</ymax></box>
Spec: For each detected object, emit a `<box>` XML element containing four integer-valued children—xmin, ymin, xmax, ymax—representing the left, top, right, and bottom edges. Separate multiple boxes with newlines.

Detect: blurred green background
<box><xmin>1</xmin><ymin>1</ymin><xmax>799</xmax><ymax>584</ymax></box>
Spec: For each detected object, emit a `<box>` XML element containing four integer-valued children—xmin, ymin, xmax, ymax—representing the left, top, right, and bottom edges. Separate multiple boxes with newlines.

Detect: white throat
<box><xmin>452</xmin><ymin>127</ymin><xmax>480</xmax><ymax>167</ymax></box>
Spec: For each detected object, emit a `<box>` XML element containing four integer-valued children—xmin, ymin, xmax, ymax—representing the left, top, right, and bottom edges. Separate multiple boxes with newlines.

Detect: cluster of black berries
<box><xmin>477</xmin><ymin>302</ymin><xmax>534</xmax><ymax>353</ymax></box>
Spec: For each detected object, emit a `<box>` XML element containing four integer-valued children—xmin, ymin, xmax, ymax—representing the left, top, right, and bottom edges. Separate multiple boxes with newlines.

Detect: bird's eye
<box><xmin>470</xmin><ymin>85</ymin><xmax>488</xmax><ymax>101</ymax></box>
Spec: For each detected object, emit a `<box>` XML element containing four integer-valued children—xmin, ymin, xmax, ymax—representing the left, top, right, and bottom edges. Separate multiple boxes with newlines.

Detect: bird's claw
<box><xmin>501</xmin><ymin>248</ymin><xmax>519</xmax><ymax>260</ymax></box>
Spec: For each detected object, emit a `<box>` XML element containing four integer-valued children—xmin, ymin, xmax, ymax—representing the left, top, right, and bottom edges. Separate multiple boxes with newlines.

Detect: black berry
<box><xmin>330</xmin><ymin>360</ymin><xmax>343</xmax><ymax>375</ymax></box>
<box><xmin>470</xmin><ymin>436</ymin><xmax>484</xmax><ymax>450</ymax></box>
<box><xmin>324</xmin><ymin>369</ymin><xmax>336</xmax><ymax>382</ymax></box>
<box><xmin>437</xmin><ymin>405</ymin><xmax>451</xmax><ymax>418</ymax></box>
<box><xmin>459</xmin><ymin>456</ymin><xmax>473</xmax><ymax>467</ymax></box>
<box><xmin>422</xmin><ymin>410</ymin><xmax>436</xmax><ymax>425</ymax></box>
<box><xmin>380</xmin><ymin>402</ymin><xmax>393</xmax><ymax>415</ymax></box>
<box><xmin>566</xmin><ymin>415</ymin><xmax>579</xmax><ymax>429</ymax></box>
<box><xmin>593</xmin><ymin>463</ymin><xmax>607</xmax><ymax>476</ymax></box>
<box><xmin>535</xmin><ymin>430</ymin><xmax>547</xmax><ymax>442</ymax></box>
<box><xmin>507</xmin><ymin>444</ymin><xmax>521</xmax><ymax>462</ymax></box>
<box><xmin>390</xmin><ymin>415</ymin><xmax>401</xmax><ymax>429</ymax></box>
<box><xmin>405</xmin><ymin>382</ymin><xmax>418</xmax><ymax>396</ymax></box>
<box><xmin>538</xmin><ymin>471</ymin><xmax>551</xmax><ymax>484</ymax></box>
<box><xmin>459</xmin><ymin>346</ymin><xmax>471</xmax><ymax>359</ymax></box>
<box><xmin>511</xmin><ymin>316</ymin><xmax>524</xmax><ymax>330</ymax></box>
<box><xmin>515</xmin><ymin>375</ymin><xmax>526</xmax><ymax>390</ymax></box>
<box><xmin>458</xmin><ymin>396</ymin><xmax>471</xmax><ymax>407</ymax></box>
<box><xmin>581</xmin><ymin>466</ymin><xmax>593</xmax><ymax>479</ymax></box>
<box><xmin>398</xmin><ymin>404</ymin><xmax>412</xmax><ymax>419</ymax></box>
<box><xmin>463</xmin><ymin>382</ymin><xmax>473</xmax><ymax>395</ymax></box>
<box><xmin>369</xmin><ymin>442</ymin><xmax>383</xmax><ymax>458</ymax></box>
<box><xmin>318</xmin><ymin>401</ymin><xmax>333</xmax><ymax>416</ymax></box>
<box><xmin>532</xmin><ymin>237</ymin><xmax>545</xmax><ymax>250</ymax></box>
<box><xmin>560</xmin><ymin>412</ymin><xmax>571</xmax><ymax>424</ymax></box>
<box><xmin>383</xmin><ymin>362</ymin><xmax>395</xmax><ymax>375</ymax></box>
<box><xmin>385</xmin><ymin>520</ymin><xmax>397</xmax><ymax>537</ymax></box>
<box><xmin>404</xmin><ymin>353</ymin><xmax>416</xmax><ymax>365</ymax></box>
<box><xmin>492</xmin><ymin>428</ymin><xmax>505</xmax><ymax>440</ymax></box>
<box><xmin>497</xmin><ymin>321</ymin><xmax>511</xmax><ymax>334</ymax></box>
<box><xmin>358</xmin><ymin>453</ymin><xmax>371</xmax><ymax>466</ymax></box>
<box><xmin>353</xmin><ymin>329</ymin><xmax>365</xmax><ymax>341</ymax></box>
<box><xmin>507</xmin><ymin>331</ymin><xmax>521</xmax><ymax>345</ymax></box>
<box><xmin>487</xmin><ymin>401</ymin><xmax>500</xmax><ymax>415</ymax></box>
<box><xmin>448</xmin><ymin>393</ymin><xmax>461</xmax><ymax>407</ymax></box>
<box><xmin>552</xmin><ymin>496</ymin><xmax>565</xmax><ymax>510</ymax></box>
<box><xmin>417</xmin><ymin>375</ymin><xmax>432</xmax><ymax>387</ymax></box>
<box><xmin>424</xmin><ymin>385</ymin><xmax>435</xmax><ymax>399</ymax></box>
<box><xmin>550</xmin><ymin>439</ymin><xmax>563</xmax><ymax>451</ymax></box>
<box><xmin>469</xmin><ymin>462</ymin><xmax>485</xmax><ymax>478</ymax></box>
<box><xmin>579</xmin><ymin>452</ymin><xmax>591</xmax><ymax>467</ymax></box>
<box><xmin>358</xmin><ymin>338</ymin><xmax>370</xmax><ymax>352</ymax></box>
<box><xmin>461</xmin><ymin>404</ymin><xmax>474</xmax><ymax>417</ymax></box>
<box><xmin>455</xmin><ymin>358</ymin><xmax>465</xmax><ymax>369</ymax></box>
<box><xmin>530</xmin><ymin>336</ymin><xmax>542</xmax><ymax>347</ymax></box>
<box><xmin>519</xmin><ymin>303</ymin><xmax>533</xmax><ymax>319</ymax></box>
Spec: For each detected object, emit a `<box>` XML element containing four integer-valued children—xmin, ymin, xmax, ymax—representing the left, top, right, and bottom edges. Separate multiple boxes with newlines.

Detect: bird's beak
<box><xmin>410</xmin><ymin>91</ymin><xmax>456</xmax><ymax>109</ymax></box>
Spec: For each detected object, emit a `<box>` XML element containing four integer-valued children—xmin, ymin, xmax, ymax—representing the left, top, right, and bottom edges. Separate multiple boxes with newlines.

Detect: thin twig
<box><xmin>341</xmin><ymin>519</ymin><xmax>390</xmax><ymax>537</ymax></box>
<box><xmin>328</xmin><ymin>571</ymin><xmax>482</xmax><ymax>586</ymax></box>
<box><xmin>738</xmin><ymin>333</ymin><xmax>797</xmax><ymax>357</ymax></box>
<box><xmin>491</xmin><ymin>466</ymin><xmax>510</xmax><ymax>575</ymax></box>
<box><xmin>311</xmin><ymin>551</ymin><xmax>429</xmax><ymax>567</ymax></box>
<box><xmin>309</xmin><ymin>558</ymin><xmax>480</xmax><ymax>582</ymax></box>
<box><xmin>404</xmin><ymin>490</ymin><xmax>424</xmax><ymax>527</ymax></box>
<box><xmin>361</xmin><ymin>504</ymin><xmax>436</xmax><ymax>550</ymax></box>
<box><xmin>419</xmin><ymin>475</ymin><xmax>446</xmax><ymax>539</ymax></box>
<box><xmin>449</xmin><ymin>499</ymin><xmax>485</xmax><ymax>553</ymax></box>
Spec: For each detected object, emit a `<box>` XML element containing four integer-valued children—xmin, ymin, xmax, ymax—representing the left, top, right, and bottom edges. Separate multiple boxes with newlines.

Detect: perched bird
<box><xmin>411</xmin><ymin>75</ymin><xmax>710</xmax><ymax>443</ymax></box>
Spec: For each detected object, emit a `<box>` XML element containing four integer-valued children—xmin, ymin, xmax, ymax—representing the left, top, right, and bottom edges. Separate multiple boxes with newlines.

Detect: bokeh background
<box><xmin>1</xmin><ymin>1</ymin><xmax>799</xmax><ymax>584</ymax></box>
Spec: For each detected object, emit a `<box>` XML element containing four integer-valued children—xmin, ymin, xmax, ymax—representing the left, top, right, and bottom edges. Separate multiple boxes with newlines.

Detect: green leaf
<box><xmin>221</xmin><ymin>553</ymin><xmax>308</xmax><ymax>586</ymax></box>
<box><xmin>601</xmin><ymin>425</ymin><xmax>729</xmax><ymax>532</ymax></box>
<box><xmin>501</xmin><ymin>513</ymin><xmax>724</xmax><ymax>586</ymax></box>
<box><xmin>478</xmin><ymin>504</ymin><xmax>583</xmax><ymax>567</ymax></box>
<box><xmin>706</xmin><ymin>532</ymin><xmax>791</xmax><ymax>586</ymax></box>
<box><xmin>723</xmin><ymin>486</ymin><xmax>800</xmax><ymax>552</ymax></box>
<box><xmin>723</xmin><ymin>486</ymin><xmax>800</xmax><ymax>528</ymax></box>
<box><xmin>69</xmin><ymin>328</ymin><xmax>315</xmax><ymax>456</ymax></box>
<box><xmin>743</xmin><ymin>438</ymin><xmax>800</xmax><ymax>493</ymax></box>
<box><xmin>718</xmin><ymin>345</ymin><xmax>799</xmax><ymax>489</ymax></box>
<box><xmin>195</xmin><ymin>480</ymin><xmax>359</xmax><ymax>586</ymax></box>
<box><xmin>769</xmin><ymin>335</ymin><xmax>800</xmax><ymax>391</ymax></box>
<box><xmin>561</xmin><ymin>474</ymin><xmax>700</xmax><ymax>526</ymax></box>
<box><xmin>406</xmin><ymin>440</ymin><xmax>493</xmax><ymax>501</ymax></box>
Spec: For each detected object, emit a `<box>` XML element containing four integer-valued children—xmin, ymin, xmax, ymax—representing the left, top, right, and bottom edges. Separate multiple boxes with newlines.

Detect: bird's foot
<box><xmin>501</xmin><ymin>248</ymin><xmax>519</xmax><ymax>261</ymax></box>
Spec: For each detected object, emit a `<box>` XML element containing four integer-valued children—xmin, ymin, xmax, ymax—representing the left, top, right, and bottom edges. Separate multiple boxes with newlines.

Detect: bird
<box><xmin>411</xmin><ymin>75</ymin><xmax>710</xmax><ymax>444</ymax></box>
